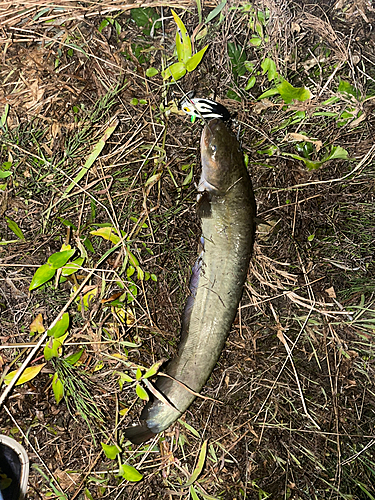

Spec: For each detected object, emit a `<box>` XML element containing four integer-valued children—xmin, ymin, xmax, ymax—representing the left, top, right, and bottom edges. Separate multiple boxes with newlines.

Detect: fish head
<box><xmin>200</xmin><ymin>118</ymin><xmax>243</xmax><ymax>193</ymax></box>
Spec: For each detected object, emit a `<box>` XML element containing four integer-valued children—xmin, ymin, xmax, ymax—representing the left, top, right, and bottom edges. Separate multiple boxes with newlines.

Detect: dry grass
<box><xmin>1</xmin><ymin>0</ymin><xmax>375</xmax><ymax>499</ymax></box>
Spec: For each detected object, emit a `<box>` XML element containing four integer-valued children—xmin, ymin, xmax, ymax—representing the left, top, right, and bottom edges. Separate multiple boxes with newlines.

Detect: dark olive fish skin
<box><xmin>125</xmin><ymin>119</ymin><xmax>256</xmax><ymax>444</ymax></box>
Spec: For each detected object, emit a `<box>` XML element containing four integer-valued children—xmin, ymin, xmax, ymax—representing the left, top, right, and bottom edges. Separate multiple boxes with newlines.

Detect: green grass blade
<box><xmin>61</xmin><ymin>118</ymin><xmax>119</xmax><ymax>199</ymax></box>
<box><xmin>185</xmin><ymin>440</ymin><xmax>208</xmax><ymax>487</ymax></box>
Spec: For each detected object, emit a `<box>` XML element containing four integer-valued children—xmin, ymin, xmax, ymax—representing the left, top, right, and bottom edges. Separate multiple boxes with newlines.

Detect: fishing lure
<box><xmin>179</xmin><ymin>91</ymin><xmax>231</xmax><ymax>122</ymax></box>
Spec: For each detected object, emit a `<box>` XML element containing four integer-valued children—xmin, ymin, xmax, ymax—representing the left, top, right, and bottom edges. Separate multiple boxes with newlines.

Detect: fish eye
<box><xmin>211</xmin><ymin>144</ymin><xmax>217</xmax><ymax>152</ymax></box>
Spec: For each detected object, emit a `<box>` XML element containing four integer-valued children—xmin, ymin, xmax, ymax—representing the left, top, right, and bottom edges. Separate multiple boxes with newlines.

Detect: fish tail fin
<box><xmin>124</xmin><ymin>422</ymin><xmax>156</xmax><ymax>445</ymax></box>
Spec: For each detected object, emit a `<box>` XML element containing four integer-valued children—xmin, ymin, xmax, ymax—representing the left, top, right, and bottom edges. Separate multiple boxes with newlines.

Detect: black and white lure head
<box><xmin>179</xmin><ymin>91</ymin><xmax>231</xmax><ymax>122</ymax></box>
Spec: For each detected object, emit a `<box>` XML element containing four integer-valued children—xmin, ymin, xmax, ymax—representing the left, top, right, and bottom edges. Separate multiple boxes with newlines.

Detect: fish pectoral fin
<box><xmin>197</xmin><ymin>191</ymin><xmax>212</xmax><ymax>218</ymax></box>
<box><xmin>143</xmin><ymin>378</ymin><xmax>180</xmax><ymax>412</ymax></box>
<box><xmin>158</xmin><ymin>373</ymin><xmax>222</xmax><ymax>403</ymax></box>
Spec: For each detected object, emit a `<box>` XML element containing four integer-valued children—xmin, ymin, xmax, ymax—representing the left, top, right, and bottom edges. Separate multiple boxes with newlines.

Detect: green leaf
<box><xmin>257</xmin><ymin>9</ymin><xmax>267</xmax><ymax>24</ymax></box>
<box><xmin>227</xmin><ymin>42</ymin><xmax>247</xmax><ymax>77</ymax></box>
<box><xmin>0</xmin><ymin>103</ymin><xmax>9</xmax><ymax>129</ymax></box>
<box><xmin>257</xmin><ymin>145</ymin><xmax>278</xmax><ymax>156</ymax></box>
<box><xmin>131</xmin><ymin>7</ymin><xmax>160</xmax><ymax>35</ymax></box>
<box><xmin>136</xmin><ymin>383</ymin><xmax>149</xmax><ymax>400</ymax></box>
<box><xmin>178</xmin><ymin>419</ymin><xmax>201</xmax><ymax>438</ymax></box>
<box><xmin>126</xmin><ymin>282</ymin><xmax>138</xmax><ymax>303</ymax></box>
<box><xmin>357</xmin><ymin>481</ymin><xmax>375</xmax><ymax>500</ymax></box>
<box><xmin>276</xmin><ymin>80</ymin><xmax>311</xmax><ymax>104</ymax></box>
<box><xmin>57</xmin><ymin>217</ymin><xmax>77</xmax><ymax>230</ymax></box>
<box><xmin>61</xmin><ymin>257</ymin><xmax>85</xmax><ymax>277</ymax></box>
<box><xmin>284</xmin><ymin>145</ymin><xmax>349</xmax><ymax>171</ymax></box>
<box><xmin>136</xmin><ymin>266</ymin><xmax>144</xmax><ymax>281</ymax></box>
<box><xmin>44</xmin><ymin>338</ymin><xmax>59</xmax><ymax>360</ymax></box>
<box><xmin>146</xmin><ymin>67</ymin><xmax>158</xmax><ymax>77</ymax></box>
<box><xmin>131</xmin><ymin>7</ymin><xmax>154</xmax><ymax>27</ymax></box>
<box><xmin>90</xmin><ymin>226</ymin><xmax>122</xmax><ymax>245</ymax></box>
<box><xmin>118</xmin><ymin>463</ymin><xmax>143</xmax><ymax>482</ymax></box>
<box><xmin>190</xmin><ymin>486</ymin><xmax>200</xmax><ymax>500</ymax></box>
<box><xmin>196</xmin><ymin>0</ymin><xmax>202</xmax><ymax>23</ymax></box>
<box><xmin>282</xmin><ymin>152</ymin><xmax>322</xmax><ymax>170</ymax></box>
<box><xmin>339</xmin><ymin>110</ymin><xmax>354</xmax><ymax>120</ymax></box>
<box><xmin>127</xmin><ymin>266</ymin><xmax>135</xmax><ymax>278</ymax></box>
<box><xmin>126</xmin><ymin>248</ymin><xmax>139</xmax><ymax>268</ymax></box>
<box><xmin>0</xmin><ymin>170</ymin><xmax>12</xmax><ymax>179</ymax></box>
<box><xmin>162</xmin><ymin>62</ymin><xmax>186</xmax><ymax>81</ymax></box>
<box><xmin>101</xmin><ymin>442</ymin><xmax>121</xmax><ymax>460</ymax></box>
<box><xmin>52</xmin><ymin>372</ymin><xmax>64</xmax><ymax>404</ymax></box>
<box><xmin>116</xmin><ymin>371</ymin><xmax>133</xmax><ymax>390</ymax></box>
<box><xmin>303</xmin><ymin>160</ymin><xmax>322</xmax><ymax>171</ymax></box>
<box><xmin>29</xmin><ymin>263</ymin><xmax>56</xmax><ymax>290</ymax></box>
<box><xmin>261</xmin><ymin>57</ymin><xmax>277</xmax><ymax>81</ymax></box>
<box><xmin>206</xmin><ymin>0</ymin><xmax>226</xmax><ymax>23</ymax></box>
<box><xmin>258</xmin><ymin>87</ymin><xmax>279</xmax><ymax>100</ymax></box>
<box><xmin>244</xmin><ymin>152</ymin><xmax>249</xmax><ymax>168</ymax></box>
<box><xmin>182</xmin><ymin>166</ymin><xmax>193</xmax><ymax>186</ymax></box>
<box><xmin>83</xmin><ymin>237</ymin><xmax>95</xmax><ymax>253</ymax></box>
<box><xmin>195</xmin><ymin>26</ymin><xmax>208</xmax><ymax>40</ymax></box>
<box><xmin>76</xmin><ymin>286</ymin><xmax>98</xmax><ymax>312</ymax></box>
<box><xmin>131</xmin><ymin>8</ymin><xmax>148</xmax><ymax>26</ymax></box>
<box><xmin>5</xmin><ymin>216</ymin><xmax>25</xmax><ymax>239</ymax></box>
<box><xmin>113</xmin><ymin>20</ymin><xmax>122</xmax><ymax>36</ymax></box>
<box><xmin>44</xmin><ymin>334</ymin><xmax>68</xmax><ymax>360</ymax></box>
<box><xmin>245</xmin><ymin>76</ymin><xmax>256</xmax><ymax>90</ymax></box>
<box><xmin>186</xmin><ymin>45</ymin><xmax>209</xmax><ymax>72</ymax></box>
<box><xmin>250</xmin><ymin>37</ymin><xmax>262</xmax><ymax>46</ymax></box>
<box><xmin>135</xmin><ymin>367</ymin><xmax>142</xmax><ymax>380</ymax></box>
<box><xmin>295</xmin><ymin>141</ymin><xmax>313</xmax><ymax>158</ymax></box>
<box><xmin>244</xmin><ymin>61</ymin><xmax>255</xmax><ymax>72</ymax></box>
<box><xmin>83</xmin><ymin>488</ymin><xmax>94</xmax><ymax>500</ymax></box>
<box><xmin>324</xmin><ymin>145</ymin><xmax>349</xmax><ymax>161</ymax></box>
<box><xmin>65</xmin><ymin>349</ymin><xmax>84</xmax><ymax>365</ymax></box>
<box><xmin>65</xmin><ymin>43</ymin><xmax>87</xmax><ymax>57</ymax></box>
<box><xmin>322</xmin><ymin>96</ymin><xmax>340</xmax><ymax>105</ymax></box>
<box><xmin>226</xmin><ymin>88</ymin><xmax>241</xmax><ymax>102</ymax></box>
<box><xmin>4</xmin><ymin>363</ymin><xmax>46</xmax><ymax>386</ymax></box>
<box><xmin>130</xmin><ymin>216</ymin><xmax>148</xmax><ymax>228</ymax></box>
<box><xmin>338</xmin><ymin>79</ymin><xmax>357</xmax><ymax>98</ymax></box>
<box><xmin>143</xmin><ymin>359</ymin><xmax>164</xmax><ymax>379</ymax></box>
<box><xmin>171</xmin><ymin>10</ymin><xmax>192</xmax><ymax>63</ymax></box>
<box><xmin>185</xmin><ymin>440</ymin><xmax>208</xmax><ymax>487</ymax></box>
<box><xmin>48</xmin><ymin>249</ymin><xmax>76</xmax><ymax>269</ymax></box>
<box><xmin>98</xmin><ymin>18</ymin><xmax>110</xmax><ymax>32</ymax></box>
<box><xmin>47</xmin><ymin>312</ymin><xmax>69</xmax><ymax>338</ymax></box>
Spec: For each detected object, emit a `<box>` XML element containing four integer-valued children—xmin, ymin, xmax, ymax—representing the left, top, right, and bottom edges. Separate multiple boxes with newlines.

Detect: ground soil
<box><xmin>1</xmin><ymin>1</ymin><xmax>375</xmax><ymax>499</ymax></box>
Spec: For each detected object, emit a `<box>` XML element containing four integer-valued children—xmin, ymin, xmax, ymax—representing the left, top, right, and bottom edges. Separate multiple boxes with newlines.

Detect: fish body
<box><xmin>125</xmin><ymin>119</ymin><xmax>256</xmax><ymax>444</ymax></box>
